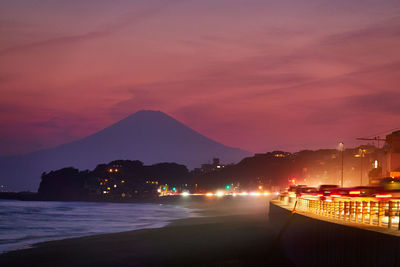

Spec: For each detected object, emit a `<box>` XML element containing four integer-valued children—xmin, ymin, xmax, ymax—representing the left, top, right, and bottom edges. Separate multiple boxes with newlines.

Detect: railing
<box><xmin>278</xmin><ymin>195</ymin><xmax>400</xmax><ymax>230</ymax></box>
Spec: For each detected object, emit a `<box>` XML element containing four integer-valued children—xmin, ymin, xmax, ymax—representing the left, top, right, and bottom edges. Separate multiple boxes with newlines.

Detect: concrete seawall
<box><xmin>269</xmin><ymin>201</ymin><xmax>400</xmax><ymax>266</ymax></box>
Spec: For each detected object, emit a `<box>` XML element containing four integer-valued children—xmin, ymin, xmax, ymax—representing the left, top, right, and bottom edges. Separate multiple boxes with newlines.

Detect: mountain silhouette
<box><xmin>0</xmin><ymin>110</ymin><xmax>251</xmax><ymax>191</ymax></box>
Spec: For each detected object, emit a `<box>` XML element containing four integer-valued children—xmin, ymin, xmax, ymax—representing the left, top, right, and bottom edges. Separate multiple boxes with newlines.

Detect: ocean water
<box><xmin>0</xmin><ymin>199</ymin><xmax>197</xmax><ymax>253</ymax></box>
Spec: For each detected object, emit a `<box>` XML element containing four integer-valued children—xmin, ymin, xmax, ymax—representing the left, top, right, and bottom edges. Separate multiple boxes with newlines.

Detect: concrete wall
<box><xmin>269</xmin><ymin>202</ymin><xmax>400</xmax><ymax>267</ymax></box>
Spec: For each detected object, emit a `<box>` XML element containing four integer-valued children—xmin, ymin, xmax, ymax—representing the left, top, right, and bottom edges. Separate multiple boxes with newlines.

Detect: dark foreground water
<box><xmin>0</xmin><ymin>199</ymin><xmax>197</xmax><ymax>253</ymax></box>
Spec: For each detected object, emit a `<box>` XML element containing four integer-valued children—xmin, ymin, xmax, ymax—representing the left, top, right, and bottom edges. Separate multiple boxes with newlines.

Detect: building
<box><xmin>383</xmin><ymin>130</ymin><xmax>400</xmax><ymax>177</ymax></box>
<box><xmin>192</xmin><ymin>158</ymin><xmax>225</xmax><ymax>175</ymax></box>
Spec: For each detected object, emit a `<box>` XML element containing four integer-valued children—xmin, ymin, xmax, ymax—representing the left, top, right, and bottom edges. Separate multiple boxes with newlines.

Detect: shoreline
<box><xmin>0</xmin><ymin>198</ymin><xmax>202</xmax><ymax>254</ymax></box>
<box><xmin>0</xmin><ymin>196</ymin><xmax>293</xmax><ymax>266</ymax></box>
<box><xmin>2</xmin><ymin>195</ymin><xmax>265</xmax><ymax>252</ymax></box>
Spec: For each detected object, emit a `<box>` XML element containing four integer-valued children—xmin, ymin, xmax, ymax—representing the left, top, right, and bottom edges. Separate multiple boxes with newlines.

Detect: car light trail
<box><xmin>376</xmin><ymin>194</ymin><xmax>392</xmax><ymax>198</ymax></box>
<box><xmin>216</xmin><ymin>191</ymin><xmax>224</xmax><ymax>197</ymax></box>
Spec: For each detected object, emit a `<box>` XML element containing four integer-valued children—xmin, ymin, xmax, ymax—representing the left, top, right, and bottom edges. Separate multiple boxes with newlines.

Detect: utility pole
<box><xmin>360</xmin><ymin>153</ymin><xmax>363</xmax><ymax>186</ymax></box>
<box><xmin>359</xmin><ymin>148</ymin><xmax>362</xmax><ymax>186</ymax></box>
<box><xmin>339</xmin><ymin>142</ymin><xmax>344</xmax><ymax>187</ymax></box>
<box><xmin>357</xmin><ymin>136</ymin><xmax>386</xmax><ymax>184</ymax></box>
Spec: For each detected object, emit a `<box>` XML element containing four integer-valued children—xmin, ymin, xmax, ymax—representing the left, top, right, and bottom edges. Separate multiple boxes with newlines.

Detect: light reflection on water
<box><xmin>0</xmin><ymin>199</ymin><xmax>196</xmax><ymax>253</ymax></box>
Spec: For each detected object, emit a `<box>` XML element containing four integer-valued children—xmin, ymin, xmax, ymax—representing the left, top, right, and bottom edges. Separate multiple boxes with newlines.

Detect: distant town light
<box><xmin>114</xmin><ymin>184</ymin><xmax>117</xmax><ymax>188</ymax></box>
<box><xmin>109</xmin><ymin>169</ymin><xmax>113</xmax><ymax>173</ymax></box>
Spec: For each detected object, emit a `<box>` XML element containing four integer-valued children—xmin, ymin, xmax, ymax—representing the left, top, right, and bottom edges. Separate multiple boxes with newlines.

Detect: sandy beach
<box><xmin>0</xmin><ymin>196</ymin><xmax>293</xmax><ymax>266</ymax></box>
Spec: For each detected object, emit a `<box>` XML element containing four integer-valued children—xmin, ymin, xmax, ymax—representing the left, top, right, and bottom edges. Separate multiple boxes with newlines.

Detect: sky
<box><xmin>1</xmin><ymin>0</ymin><xmax>400</xmax><ymax>155</ymax></box>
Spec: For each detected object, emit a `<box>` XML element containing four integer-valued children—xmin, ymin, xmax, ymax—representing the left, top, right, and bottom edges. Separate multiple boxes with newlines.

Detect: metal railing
<box><xmin>278</xmin><ymin>195</ymin><xmax>400</xmax><ymax>230</ymax></box>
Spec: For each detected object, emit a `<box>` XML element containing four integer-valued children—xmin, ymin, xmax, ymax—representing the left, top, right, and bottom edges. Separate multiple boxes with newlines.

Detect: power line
<box><xmin>364</xmin><ymin>127</ymin><xmax>400</xmax><ymax>139</ymax></box>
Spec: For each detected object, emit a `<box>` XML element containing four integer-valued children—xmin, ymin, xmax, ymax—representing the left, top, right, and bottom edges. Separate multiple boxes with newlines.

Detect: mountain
<box><xmin>0</xmin><ymin>110</ymin><xmax>251</xmax><ymax>191</ymax></box>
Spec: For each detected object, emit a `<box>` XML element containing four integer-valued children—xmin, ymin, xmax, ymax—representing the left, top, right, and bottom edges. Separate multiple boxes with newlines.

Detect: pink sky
<box><xmin>1</xmin><ymin>0</ymin><xmax>400</xmax><ymax>155</ymax></box>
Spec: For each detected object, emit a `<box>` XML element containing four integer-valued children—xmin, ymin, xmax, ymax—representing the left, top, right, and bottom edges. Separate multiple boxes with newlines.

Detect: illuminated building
<box><xmin>383</xmin><ymin>131</ymin><xmax>400</xmax><ymax>177</ymax></box>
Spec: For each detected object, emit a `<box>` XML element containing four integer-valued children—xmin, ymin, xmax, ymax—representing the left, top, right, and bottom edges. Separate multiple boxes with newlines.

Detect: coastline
<box><xmin>0</xmin><ymin>198</ymin><xmax>200</xmax><ymax>254</ymax></box>
<box><xmin>0</xmin><ymin>196</ymin><xmax>293</xmax><ymax>266</ymax></box>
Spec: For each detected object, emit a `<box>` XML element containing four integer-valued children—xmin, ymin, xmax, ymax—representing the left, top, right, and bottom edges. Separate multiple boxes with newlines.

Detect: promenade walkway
<box><xmin>273</xmin><ymin>195</ymin><xmax>400</xmax><ymax>237</ymax></box>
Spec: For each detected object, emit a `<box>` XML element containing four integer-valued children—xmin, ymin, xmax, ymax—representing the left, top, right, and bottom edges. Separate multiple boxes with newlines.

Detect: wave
<box><xmin>0</xmin><ymin>200</ymin><xmax>198</xmax><ymax>253</ymax></box>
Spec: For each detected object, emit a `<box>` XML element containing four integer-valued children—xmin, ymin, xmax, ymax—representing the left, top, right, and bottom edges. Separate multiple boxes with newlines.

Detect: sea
<box><xmin>0</xmin><ymin>199</ymin><xmax>197</xmax><ymax>253</ymax></box>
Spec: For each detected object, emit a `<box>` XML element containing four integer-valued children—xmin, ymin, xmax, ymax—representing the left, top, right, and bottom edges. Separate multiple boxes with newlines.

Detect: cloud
<box><xmin>303</xmin><ymin>91</ymin><xmax>400</xmax><ymax>126</ymax></box>
<box><xmin>345</xmin><ymin>91</ymin><xmax>400</xmax><ymax>115</ymax></box>
<box><xmin>0</xmin><ymin>4</ymin><xmax>172</xmax><ymax>56</ymax></box>
<box><xmin>321</xmin><ymin>16</ymin><xmax>400</xmax><ymax>45</ymax></box>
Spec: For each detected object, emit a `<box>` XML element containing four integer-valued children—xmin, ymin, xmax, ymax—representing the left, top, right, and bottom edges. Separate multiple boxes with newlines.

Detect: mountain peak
<box><xmin>0</xmin><ymin>110</ymin><xmax>251</xmax><ymax>191</ymax></box>
<box><xmin>122</xmin><ymin>110</ymin><xmax>170</xmax><ymax>122</ymax></box>
<box><xmin>133</xmin><ymin>110</ymin><xmax>164</xmax><ymax>116</ymax></box>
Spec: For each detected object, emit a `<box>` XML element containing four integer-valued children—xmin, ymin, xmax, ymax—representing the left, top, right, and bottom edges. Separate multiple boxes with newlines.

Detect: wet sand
<box><xmin>0</xmin><ymin>196</ymin><xmax>293</xmax><ymax>266</ymax></box>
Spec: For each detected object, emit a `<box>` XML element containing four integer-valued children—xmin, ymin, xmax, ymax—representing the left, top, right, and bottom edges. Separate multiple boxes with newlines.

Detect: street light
<box><xmin>359</xmin><ymin>148</ymin><xmax>366</xmax><ymax>186</ymax></box>
<box><xmin>339</xmin><ymin>142</ymin><xmax>344</xmax><ymax>187</ymax></box>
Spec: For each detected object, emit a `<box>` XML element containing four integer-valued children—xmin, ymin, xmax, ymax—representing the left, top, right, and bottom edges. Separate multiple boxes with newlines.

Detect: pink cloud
<box><xmin>1</xmin><ymin>0</ymin><xmax>400</xmax><ymax>155</ymax></box>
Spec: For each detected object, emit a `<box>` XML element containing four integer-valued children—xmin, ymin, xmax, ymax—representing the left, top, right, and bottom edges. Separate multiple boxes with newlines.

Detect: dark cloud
<box><xmin>321</xmin><ymin>16</ymin><xmax>400</xmax><ymax>45</ymax></box>
<box><xmin>304</xmin><ymin>91</ymin><xmax>400</xmax><ymax>126</ymax></box>
<box><xmin>345</xmin><ymin>91</ymin><xmax>400</xmax><ymax>115</ymax></box>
